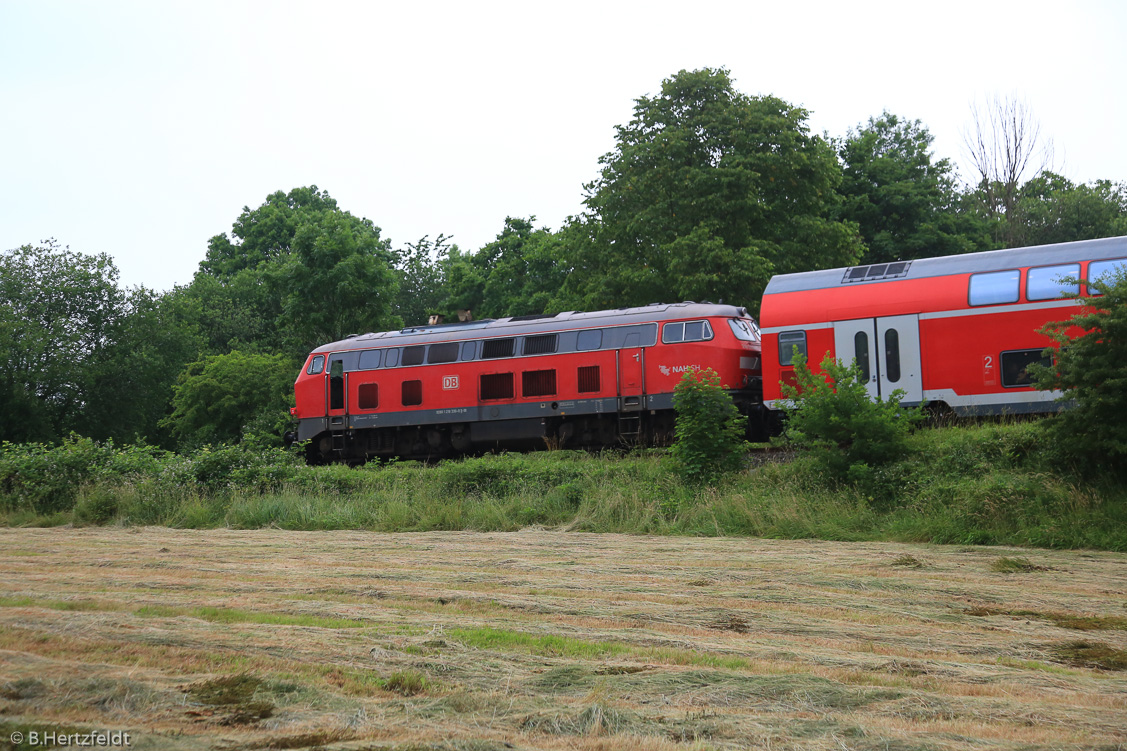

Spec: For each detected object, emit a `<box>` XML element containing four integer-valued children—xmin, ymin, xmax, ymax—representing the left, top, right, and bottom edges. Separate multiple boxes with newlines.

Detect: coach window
<box><xmin>884</xmin><ymin>329</ymin><xmax>901</xmax><ymax>383</ymax></box>
<box><xmin>577</xmin><ymin>329</ymin><xmax>602</xmax><ymax>351</ymax></box>
<box><xmin>854</xmin><ymin>332</ymin><xmax>870</xmax><ymax>382</ymax></box>
<box><xmin>427</xmin><ymin>342</ymin><xmax>459</xmax><ymax>364</ymax></box>
<box><xmin>969</xmin><ymin>270</ymin><xmax>1020</xmax><ymax>306</ymax></box>
<box><xmin>1001</xmin><ymin>349</ymin><xmax>1051</xmax><ymax>388</ymax></box>
<box><xmin>1088</xmin><ymin>258</ymin><xmax>1127</xmax><ymax>295</ymax></box>
<box><xmin>1027</xmin><ymin>264</ymin><xmax>1080</xmax><ymax>301</ymax></box>
<box><xmin>728</xmin><ymin>319</ymin><xmax>760</xmax><ymax>342</ymax></box>
<box><xmin>358</xmin><ymin>349</ymin><xmax>381</xmax><ymax>371</ymax></box>
<box><xmin>307</xmin><ymin>355</ymin><xmax>325</xmax><ymax>375</ymax></box>
<box><xmin>402</xmin><ymin>380</ymin><xmax>423</xmax><ymax>406</ymax></box>
<box><xmin>778</xmin><ymin>331</ymin><xmax>807</xmax><ymax>366</ymax></box>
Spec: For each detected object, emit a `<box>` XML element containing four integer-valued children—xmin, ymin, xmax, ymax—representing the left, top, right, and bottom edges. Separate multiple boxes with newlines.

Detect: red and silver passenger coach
<box><xmin>294</xmin><ymin>302</ymin><xmax>763</xmax><ymax>462</ymax></box>
<box><xmin>760</xmin><ymin>236</ymin><xmax>1127</xmax><ymax>417</ymax></box>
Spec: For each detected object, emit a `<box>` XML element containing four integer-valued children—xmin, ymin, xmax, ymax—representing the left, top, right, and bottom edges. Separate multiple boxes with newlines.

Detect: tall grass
<box><xmin>1</xmin><ymin>423</ymin><xmax>1125</xmax><ymax>550</ymax></box>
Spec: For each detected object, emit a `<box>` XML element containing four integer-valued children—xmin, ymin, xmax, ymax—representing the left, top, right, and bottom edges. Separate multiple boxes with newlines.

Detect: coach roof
<box><xmin>763</xmin><ymin>235</ymin><xmax>1127</xmax><ymax>296</ymax></box>
<box><xmin>311</xmin><ymin>302</ymin><xmax>749</xmax><ymax>354</ymax></box>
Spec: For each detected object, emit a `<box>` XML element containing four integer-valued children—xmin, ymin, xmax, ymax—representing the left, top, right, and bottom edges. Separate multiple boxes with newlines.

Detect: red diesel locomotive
<box><xmin>760</xmin><ymin>235</ymin><xmax>1127</xmax><ymax>417</ymax></box>
<box><xmin>293</xmin><ymin>302</ymin><xmax>764</xmax><ymax>462</ymax></box>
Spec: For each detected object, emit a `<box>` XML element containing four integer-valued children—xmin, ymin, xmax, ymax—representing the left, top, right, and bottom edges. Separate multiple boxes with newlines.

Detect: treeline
<box><xmin>3</xmin><ymin>68</ymin><xmax>1126</xmax><ymax>449</ymax></box>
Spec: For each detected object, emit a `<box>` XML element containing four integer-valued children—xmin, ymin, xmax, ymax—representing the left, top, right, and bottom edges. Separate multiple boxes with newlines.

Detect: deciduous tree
<box><xmin>163</xmin><ymin>350</ymin><xmax>295</xmax><ymax>448</ymax></box>
<box><xmin>838</xmin><ymin>112</ymin><xmax>982</xmax><ymax>262</ymax></box>
<box><xmin>961</xmin><ymin>95</ymin><xmax>1054</xmax><ymax>247</ymax></box>
<box><xmin>0</xmin><ymin>241</ymin><xmax>125</xmax><ymax>442</ymax></box>
<box><xmin>562</xmin><ymin>68</ymin><xmax>863</xmax><ymax>313</ymax></box>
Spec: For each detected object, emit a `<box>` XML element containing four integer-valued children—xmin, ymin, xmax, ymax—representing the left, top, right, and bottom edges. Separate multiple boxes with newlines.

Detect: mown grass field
<box><xmin>1</xmin><ymin>528</ymin><xmax>1125</xmax><ymax>750</ymax></box>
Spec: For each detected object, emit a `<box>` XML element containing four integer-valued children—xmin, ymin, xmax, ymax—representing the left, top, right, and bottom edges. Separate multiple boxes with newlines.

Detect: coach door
<box><xmin>876</xmin><ymin>314</ymin><xmax>922</xmax><ymax>404</ymax></box>
<box><xmin>833</xmin><ymin>315</ymin><xmax>922</xmax><ymax>404</ymax></box>
<box><xmin>833</xmin><ymin>319</ymin><xmax>880</xmax><ymax>400</ymax></box>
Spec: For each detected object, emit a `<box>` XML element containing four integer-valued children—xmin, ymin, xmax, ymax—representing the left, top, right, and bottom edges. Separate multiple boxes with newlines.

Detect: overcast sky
<box><xmin>3</xmin><ymin>0</ymin><xmax>1125</xmax><ymax>291</ymax></box>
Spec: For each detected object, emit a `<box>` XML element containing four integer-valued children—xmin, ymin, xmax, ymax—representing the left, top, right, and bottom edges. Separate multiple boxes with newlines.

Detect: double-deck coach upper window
<box><xmin>969</xmin><ymin>270</ymin><xmax>1020</xmax><ymax>306</ymax></box>
<box><xmin>1089</xmin><ymin>258</ymin><xmax>1127</xmax><ymax>295</ymax></box>
<box><xmin>1027</xmin><ymin>264</ymin><xmax>1079</xmax><ymax>300</ymax></box>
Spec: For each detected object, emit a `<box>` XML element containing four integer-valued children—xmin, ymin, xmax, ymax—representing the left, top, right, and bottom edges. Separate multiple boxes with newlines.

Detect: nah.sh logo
<box><xmin>659</xmin><ymin>365</ymin><xmax>698</xmax><ymax>376</ymax></box>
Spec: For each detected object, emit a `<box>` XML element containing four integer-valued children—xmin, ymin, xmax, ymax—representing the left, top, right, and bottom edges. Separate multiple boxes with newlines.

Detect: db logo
<box><xmin>442</xmin><ymin>375</ymin><xmax>459</xmax><ymax>390</ymax></box>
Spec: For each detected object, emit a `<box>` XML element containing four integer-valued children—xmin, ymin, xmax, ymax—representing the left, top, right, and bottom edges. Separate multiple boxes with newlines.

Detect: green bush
<box><xmin>779</xmin><ymin>353</ymin><xmax>920</xmax><ymax>487</ymax></box>
<box><xmin>0</xmin><ymin>435</ymin><xmax>170</xmax><ymax>514</ymax></box>
<box><xmin>1034</xmin><ymin>267</ymin><xmax>1127</xmax><ymax>473</ymax></box>
<box><xmin>668</xmin><ymin>368</ymin><xmax>748</xmax><ymax>485</ymax></box>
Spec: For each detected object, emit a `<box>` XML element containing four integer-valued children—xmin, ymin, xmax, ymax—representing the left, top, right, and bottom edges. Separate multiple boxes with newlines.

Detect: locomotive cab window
<box><xmin>1027</xmin><ymin>264</ymin><xmax>1079</xmax><ymax>301</ymax></box>
<box><xmin>777</xmin><ymin>331</ymin><xmax>807</xmax><ymax>366</ymax></box>
<box><xmin>384</xmin><ymin>348</ymin><xmax>399</xmax><ymax>368</ymax></box>
<box><xmin>728</xmin><ymin>319</ymin><xmax>760</xmax><ymax>342</ymax></box>
<box><xmin>461</xmin><ymin>341</ymin><xmax>477</xmax><ymax>361</ymax></box>
<box><xmin>307</xmin><ymin>355</ymin><xmax>325</xmax><ymax>375</ymax></box>
<box><xmin>663</xmin><ymin>320</ymin><xmax>714</xmax><ymax>344</ymax></box>
<box><xmin>402</xmin><ymin>346</ymin><xmax>425</xmax><ymax>366</ymax></box>
<box><xmin>1088</xmin><ymin>258</ymin><xmax>1127</xmax><ymax>295</ymax></box>
<box><xmin>969</xmin><ymin>270</ymin><xmax>1020</xmax><ymax>306</ymax></box>
<box><xmin>329</xmin><ymin>358</ymin><xmax>345</xmax><ymax>411</ymax></box>
<box><xmin>1001</xmin><ymin>349</ymin><xmax>1051</xmax><ymax>388</ymax></box>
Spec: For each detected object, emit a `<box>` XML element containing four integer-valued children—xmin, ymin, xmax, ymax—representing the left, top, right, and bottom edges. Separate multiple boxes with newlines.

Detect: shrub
<box><xmin>779</xmin><ymin>353</ymin><xmax>920</xmax><ymax>485</ymax></box>
<box><xmin>1033</xmin><ymin>267</ymin><xmax>1127</xmax><ymax>473</ymax></box>
<box><xmin>669</xmin><ymin>368</ymin><xmax>748</xmax><ymax>485</ymax></box>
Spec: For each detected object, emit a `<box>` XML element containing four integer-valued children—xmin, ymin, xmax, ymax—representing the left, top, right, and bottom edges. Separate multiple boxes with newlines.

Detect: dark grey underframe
<box><xmin>297</xmin><ymin>390</ymin><xmax>730</xmax><ymax>442</ymax></box>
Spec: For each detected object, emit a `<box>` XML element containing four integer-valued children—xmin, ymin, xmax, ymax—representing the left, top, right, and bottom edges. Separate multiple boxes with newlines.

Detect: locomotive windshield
<box><xmin>728</xmin><ymin>318</ymin><xmax>760</xmax><ymax>342</ymax></box>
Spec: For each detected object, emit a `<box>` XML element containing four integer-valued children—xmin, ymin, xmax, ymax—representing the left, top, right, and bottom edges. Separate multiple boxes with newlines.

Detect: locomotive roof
<box><xmin>311</xmin><ymin>302</ymin><xmax>749</xmax><ymax>354</ymax></box>
<box><xmin>763</xmin><ymin>235</ymin><xmax>1127</xmax><ymax>296</ymax></box>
